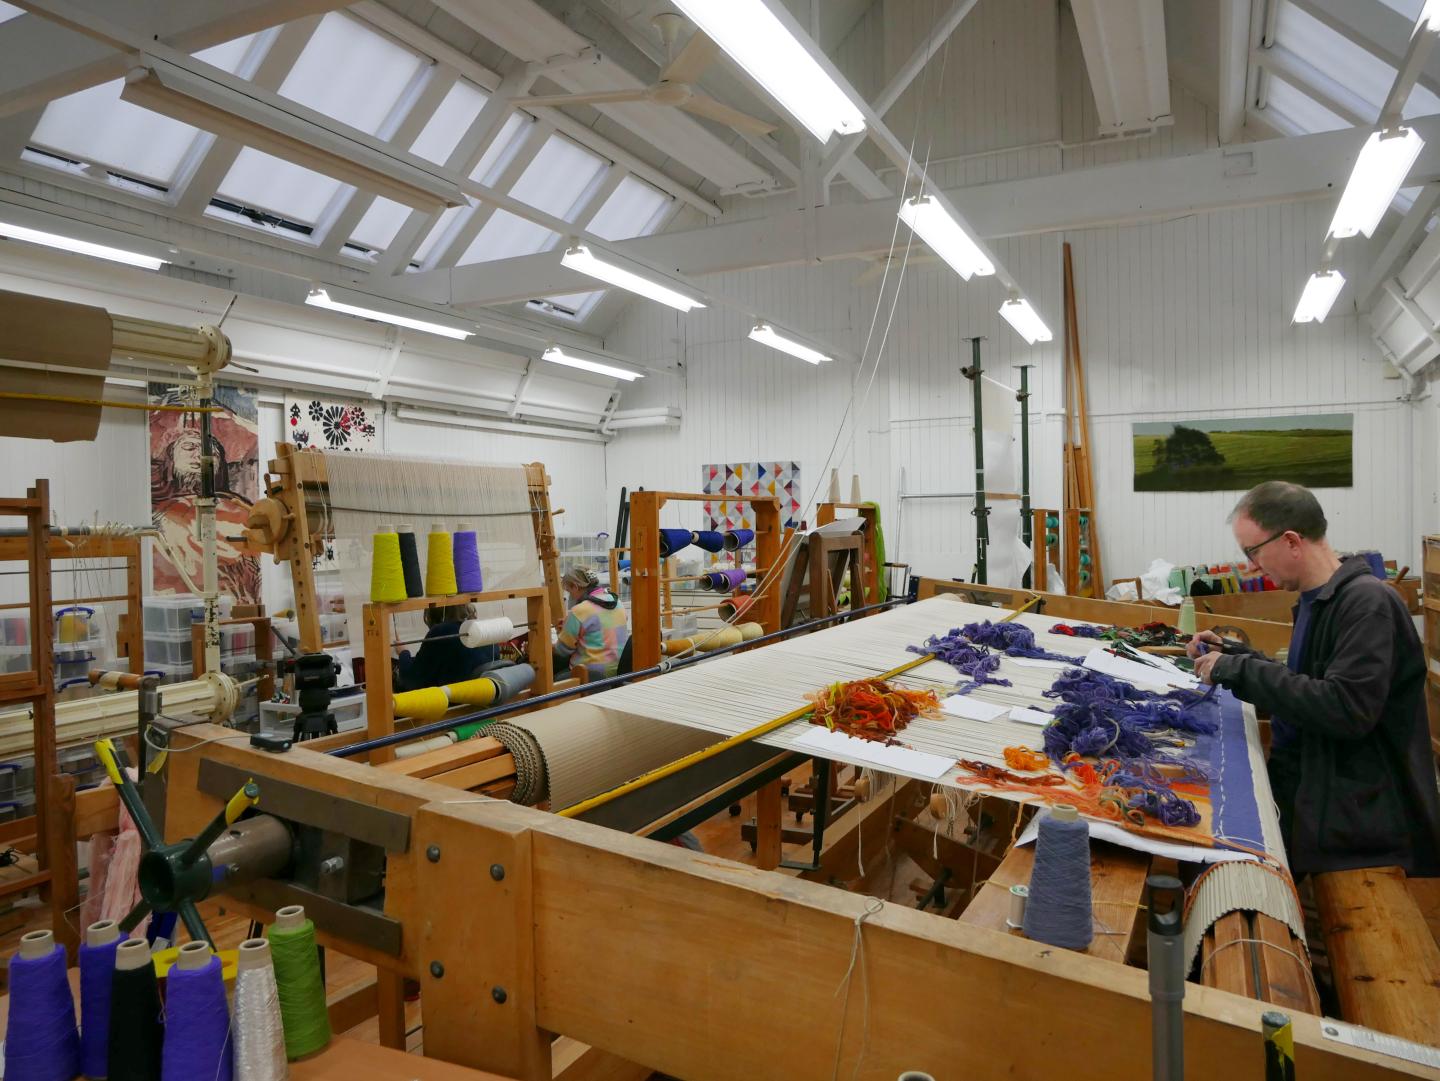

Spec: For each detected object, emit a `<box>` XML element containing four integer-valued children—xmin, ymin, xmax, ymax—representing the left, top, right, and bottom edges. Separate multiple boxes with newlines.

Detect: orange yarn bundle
<box><xmin>807</xmin><ymin>678</ymin><xmax>940</xmax><ymax>742</ymax></box>
<box><xmin>1002</xmin><ymin>746</ymin><xmax>1050</xmax><ymax>772</ymax></box>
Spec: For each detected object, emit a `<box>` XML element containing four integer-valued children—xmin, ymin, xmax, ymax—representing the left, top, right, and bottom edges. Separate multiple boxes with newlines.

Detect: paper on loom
<box><xmin>1010</xmin><ymin>657</ymin><xmax>1073</xmax><ymax>671</ymax></box>
<box><xmin>940</xmin><ymin>695</ymin><xmax>1009</xmax><ymax>722</ymax></box>
<box><xmin>790</xmin><ymin>727</ymin><xmax>957</xmax><ymax>779</ymax></box>
<box><xmin>1082</xmin><ymin>646</ymin><xmax>1199</xmax><ymax>690</ymax></box>
<box><xmin>1016</xmin><ymin>808</ymin><xmax>1257</xmax><ymax>866</ymax></box>
<box><xmin>1008</xmin><ymin>707</ymin><xmax>1054</xmax><ymax>726</ymax></box>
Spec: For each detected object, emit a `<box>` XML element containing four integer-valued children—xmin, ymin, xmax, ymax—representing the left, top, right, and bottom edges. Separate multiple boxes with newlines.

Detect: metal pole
<box><xmin>1018</xmin><ymin>365</ymin><xmax>1033</xmax><ymax>589</ymax></box>
<box><xmin>1146</xmin><ymin>874</ymin><xmax>1186</xmax><ymax>1081</ymax></box>
<box><xmin>962</xmin><ymin>337</ymin><xmax>988</xmax><ymax>583</ymax></box>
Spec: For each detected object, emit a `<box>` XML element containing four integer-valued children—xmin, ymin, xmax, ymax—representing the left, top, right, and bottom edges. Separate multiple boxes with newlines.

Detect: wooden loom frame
<box><xmin>815</xmin><ymin>502</ymin><xmax>880</xmax><ymax>603</ymax></box>
<box><xmin>161</xmin><ymin>724</ymin><xmax>1431</xmax><ymax>1081</ymax></box>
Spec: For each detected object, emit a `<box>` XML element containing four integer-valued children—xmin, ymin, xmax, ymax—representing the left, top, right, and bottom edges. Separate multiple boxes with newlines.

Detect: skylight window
<box><xmin>458</xmin><ymin>211</ymin><xmax>559</xmax><ymax>266</ymax></box>
<box><xmin>411</xmin><ymin>203</ymin><xmax>471</xmax><ymax>266</ymax></box>
<box><xmin>1274</xmin><ymin>0</ymin><xmax>1440</xmax><ymax>119</ymax></box>
<box><xmin>276</xmin><ymin>12</ymin><xmax>426</xmax><ymax>136</ymax></box>
<box><xmin>0</xmin><ymin>3</ymin><xmax>25</xmax><ymax>23</ymax></box>
<box><xmin>527</xmin><ymin>291</ymin><xmax>605</xmax><ymax>322</ymax></box>
<box><xmin>193</xmin><ymin>31</ymin><xmax>267</xmax><ymax>77</ymax></box>
<box><xmin>1264</xmin><ymin>74</ymin><xmax>1350</xmax><ymax>135</ymax></box>
<box><xmin>30</xmin><ymin>80</ymin><xmax>202</xmax><ymax>188</ymax></box>
<box><xmin>471</xmin><ymin>114</ymin><xmax>533</xmax><ymax>187</ymax></box>
<box><xmin>586</xmin><ymin>175</ymin><xmax>672</xmax><ymax>240</ymax></box>
<box><xmin>509</xmin><ymin>135</ymin><xmax>609</xmax><ymax>218</ymax></box>
<box><xmin>411</xmin><ymin>81</ymin><xmax>489</xmax><ymax>165</ymax></box>
<box><xmin>350</xmin><ymin>196</ymin><xmax>413</xmax><ymax>253</ymax></box>
<box><xmin>216</xmin><ymin>147</ymin><xmax>343</xmax><ymax>225</ymax></box>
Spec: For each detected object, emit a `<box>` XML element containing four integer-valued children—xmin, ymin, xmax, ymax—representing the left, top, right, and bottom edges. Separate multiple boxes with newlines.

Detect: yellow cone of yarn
<box><xmin>425</xmin><ymin>523</ymin><xmax>458</xmax><ymax>597</ymax></box>
<box><xmin>447</xmin><ymin>677</ymin><xmax>498</xmax><ymax>707</ymax></box>
<box><xmin>697</xmin><ymin>626</ymin><xmax>744</xmax><ymax>652</ymax></box>
<box><xmin>661</xmin><ymin>638</ymin><xmax>695</xmax><ymax>655</ymax></box>
<box><xmin>393</xmin><ymin>686</ymin><xmax>450</xmax><ymax>722</ymax></box>
<box><xmin>370</xmin><ymin>528</ymin><xmax>407</xmax><ymax>603</ymax></box>
<box><xmin>735</xmin><ymin>622</ymin><xmax>764</xmax><ymax>641</ymax></box>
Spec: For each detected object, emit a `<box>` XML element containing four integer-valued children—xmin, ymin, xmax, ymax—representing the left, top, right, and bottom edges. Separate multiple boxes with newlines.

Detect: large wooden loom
<box><xmin>157</xmin><ymin>588</ymin><xmax>1435</xmax><ymax>1080</ymax></box>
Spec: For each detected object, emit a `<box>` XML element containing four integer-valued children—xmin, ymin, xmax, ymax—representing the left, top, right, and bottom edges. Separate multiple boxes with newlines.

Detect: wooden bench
<box><xmin>1313</xmin><ymin>865</ymin><xmax>1440</xmax><ymax>1046</ymax></box>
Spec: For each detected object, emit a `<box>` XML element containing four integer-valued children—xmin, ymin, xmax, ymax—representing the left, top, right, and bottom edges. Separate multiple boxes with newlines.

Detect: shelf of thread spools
<box><xmin>362</xmin><ymin>523</ymin><xmax>554</xmax><ymax>764</ymax></box>
<box><xmin>3</xmin><ymin>902</ymin><xmax>337</xmax><ymax>1081</ymax></box>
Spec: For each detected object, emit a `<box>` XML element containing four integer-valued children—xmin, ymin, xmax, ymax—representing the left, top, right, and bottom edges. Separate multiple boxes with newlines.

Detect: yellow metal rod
<box><xmin>557</xmin><ymin>592</ymin><xmax>1042</xmax><ymax>819</ymax></box>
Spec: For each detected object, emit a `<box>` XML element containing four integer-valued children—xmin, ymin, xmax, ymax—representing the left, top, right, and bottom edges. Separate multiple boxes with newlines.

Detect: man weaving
<box><xmin>1189</xmin><ymin>481</ymin><xmax>1440</xmax><ymax>877</ymax></box>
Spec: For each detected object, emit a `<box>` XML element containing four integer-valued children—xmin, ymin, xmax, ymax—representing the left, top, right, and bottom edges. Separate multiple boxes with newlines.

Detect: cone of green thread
<box><xmin>266</xmin><ymin>905</ymin><xmax>331</xmax><ymax>1059</ymax></box>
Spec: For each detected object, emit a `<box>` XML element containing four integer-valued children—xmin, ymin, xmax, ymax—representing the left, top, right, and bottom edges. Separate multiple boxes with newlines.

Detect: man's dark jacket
<box><xmin>1212</xmin><ymin>556</ymin><xmax>1440</xmax><ymax>877</ymax></box>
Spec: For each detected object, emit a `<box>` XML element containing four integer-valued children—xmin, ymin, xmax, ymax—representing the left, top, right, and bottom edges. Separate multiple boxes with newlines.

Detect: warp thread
<box><xmin>267</xmin><ymin>909</ymin><xmax>331</xmax><ymax>1060</ymax></box>
<box><xmin>79</xmin><ymin>922</ymin><xmax>121</xmax><ymax>1079</ymax></box>
<box><xmin>108</xmin><ymin>942</ymin><xmax>163</xmax><ymax>1081</ymax></box>
<box><xmin>5</xmin><ymin>935</ymin><xmax>80</xmax><ymax>1081</ymax></box>
<box><xmin>425</xmin><ymin>525</ymin><xmax>458</xmax><ymax>597</ymax></box>
<box><xmin>161</xmin><ymin>949</ymin><xmax>233</xmax><ymax>1081</ymax></box>
<box><xmin>691</xmin><ymin>530</ymin><xmax>726</xmax><ymax>553</ymax></box>
<box><xmin>232</xmin><ymin>939</ymin><xmax>287</xmax><ymax>1081</ymax></box>
<box><xmin>1022</xmin><ymin>809</ymin><xmax>1094</xmax><ymax>951</ymax></box>
<box><xmin>658</xmin><ymin>528</ymin><xmax>693</xmax><ymax>557</ymax></box>
<box><xmin>368</xmin><ymin>530</ymin><xmax>406</xmax><ymax>604</ymax></box>
<box><xmin>723</xmin><ymin>528</ymin><xmax>754</xmax><ymax>551</ymax></box>
<box><xmin>452</xmin><ymin>529</ymin><xmax>483</xmax><ymax>593</ymax></box>
<box><xmin>396</xmin><ymin>526</ymin><xmax>424</xmax><ymax>598</ymax></box>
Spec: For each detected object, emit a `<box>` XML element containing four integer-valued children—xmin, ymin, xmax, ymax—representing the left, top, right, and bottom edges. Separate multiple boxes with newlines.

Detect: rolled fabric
<box><xmin>658</xmin><ymin>528</ymin><xmax>694</xmax><ymax>558</ymax></box>
<box><xmin>691</xmin><ymin>530</ymin><xmax>725</xmax><ymax>553</ymax></box>
<box><xmin>723</xmin><ymin>529</ymin><xmax>754</xmax><ymax>551</ymax></box>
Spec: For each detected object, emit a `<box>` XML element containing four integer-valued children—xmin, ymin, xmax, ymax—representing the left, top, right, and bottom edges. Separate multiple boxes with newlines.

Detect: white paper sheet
<box><xmin>1082</xmin><ymin>646</ymin><xmax>1199</xmax><ymax>690</ymax></box>
<box><xmin>1017</xmin><ymin>808</ymin><xmax>1256</xmax><ymax>865</ymax></box>
<box><xmin>941</xmin><ymin>695</ymin><xmax>1010</xmax><ymax>721</ymax></box>
<box><xmin>790</xmin><ymin>726</ymin><xmax>957</xmax><ymax>779</ymax></box>
<box><xmin>1009</xmin><ymin>707</ymin><xmax>1054</xmax><ymax>727</ymax></box>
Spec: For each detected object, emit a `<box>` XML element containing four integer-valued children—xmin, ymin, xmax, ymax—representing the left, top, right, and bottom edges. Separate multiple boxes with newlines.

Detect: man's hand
<box><xmin>1193</xmin><ymin>650</ymin><xmax>1222</xmax><ymax>684</ymax></box>
<box><xmin>1187</xmin><ymin>629</ymin><xmax>1223</xmax><ymax>659</ymax></box>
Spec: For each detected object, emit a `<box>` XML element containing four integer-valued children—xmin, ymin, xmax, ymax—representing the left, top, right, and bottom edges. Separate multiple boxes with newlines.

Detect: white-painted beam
<box><xmin>1218</xmin><ymin>0</ymin><xmax>1252</xmax><ymax>144</ymax></box>
<box><xmin>392</xmin><ymin>118</ymin><xmax>1440</xmax><ymax>307</ymax></box>
<box><xmin>1069</xmin><ymin>0</ymin><xmax>1172</xmax><ymax>136</ymax></box>
<box><xmin>1360</xmin><ymin>181</ymin><xmax>1440</xmax><ymax>307</ymax></box>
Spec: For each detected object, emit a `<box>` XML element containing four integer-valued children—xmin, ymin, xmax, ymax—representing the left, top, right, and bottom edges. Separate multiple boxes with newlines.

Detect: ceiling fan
<box><xmin>511</xmin><ymin>13</ymin><xmax>777</xmax><ymax>136</ymax></box>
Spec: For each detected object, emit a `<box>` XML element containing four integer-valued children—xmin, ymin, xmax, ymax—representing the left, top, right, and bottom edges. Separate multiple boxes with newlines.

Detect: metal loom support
<box><xmin>961</xmin><ymin>337</ymin><xmax>988</xmax><ymax>584</ymax></box>
<box><xmin>1017</xmin><ymin>365</ymin><xmax>1033</xmax><ymax>589</ymax></box>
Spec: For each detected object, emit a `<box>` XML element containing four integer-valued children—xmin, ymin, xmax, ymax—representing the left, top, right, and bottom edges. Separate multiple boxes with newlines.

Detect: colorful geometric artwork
<box><xmin>284</xmin><ymin>395</ymin><xmax>380</xmax><ymax>452</ymax></box>
<box><xmin>148</xmin><ymin>383</ymin><xmax>261</xmax><ymax>604</ymax></box>
<box><xmin>702</xmin><ymin>462</ymin><xmax>803</xmax><ymax>537</ymax></box>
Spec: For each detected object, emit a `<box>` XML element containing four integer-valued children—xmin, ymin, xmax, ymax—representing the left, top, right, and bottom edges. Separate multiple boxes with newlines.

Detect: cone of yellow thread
<box><xmin>447</xmin><ymin>677</ymin><xmax>498</xmax><ymax>707</ymax></box>
<box><xmin>697</xmin><ymin>627</ymin><xmax>743</xmax><ymax>652</ymax></box>
<box><xmin>393</xmin><ymin>686</ymin><xmax>450</xmax><ymax>722</ymax></box>
<box><xmin>735</xmin><ymin>622</ymin><xmax>764</xmax><ymax>641</ymax></box>
<box><xmin>661</xmin><ymin>638</ymin><xmax>695</xmax><ymax>655</ymax></box>
<box><xmin>370</xmin><ymin>526</ymin><xmax>407</xmax><ymax>603</ymax></box>
<box><xmin>425</xmin><ymin>522</ymin><xmax>458</xmax><ymax>597</ymax></box>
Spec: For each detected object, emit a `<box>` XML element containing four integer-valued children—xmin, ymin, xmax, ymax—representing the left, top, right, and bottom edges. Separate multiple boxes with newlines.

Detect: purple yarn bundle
<box><xmin>1110</xmin><ymin>767</ymin><xmax>1204</xmax><ymax>827</ymax></box>
<box><xmin>909</xmin><ymin>629</ymin><xmax>1011</xmax><ymax>692</ymax></box>
<box><xmin>958</xmin><ymin>620</ymin><xmax>1076</xmax><ymax>661</ymax></box>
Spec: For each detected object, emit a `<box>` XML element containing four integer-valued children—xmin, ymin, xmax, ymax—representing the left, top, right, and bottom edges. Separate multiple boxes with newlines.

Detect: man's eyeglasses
<box><xmin>1242</xmin><ymin>529</ymin><xmax>1289</xmax><ymax>563</ymax></box>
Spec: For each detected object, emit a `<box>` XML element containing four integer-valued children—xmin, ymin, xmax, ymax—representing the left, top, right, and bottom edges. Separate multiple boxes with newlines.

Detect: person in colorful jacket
<box><xmin>554</xmin><ymin>566</ymin><xmax>631</xmax><ymax>679</ymax></box>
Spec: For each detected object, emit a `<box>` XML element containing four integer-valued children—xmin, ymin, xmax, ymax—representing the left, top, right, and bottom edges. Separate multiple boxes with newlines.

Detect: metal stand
<box><xmin>1147</xmin><ymin>874</ymin><xmax>1186</xmax><ymax>1081</ymax></box>
<box><xmin>960</xmin><ymin>337</ymin><xmax>989</xmax><ymax>584</ymax></box>
<box><xmin>1017</xmin><ymin>365</ymin><xmax>1033</xmax><ymax>589</ymax></box>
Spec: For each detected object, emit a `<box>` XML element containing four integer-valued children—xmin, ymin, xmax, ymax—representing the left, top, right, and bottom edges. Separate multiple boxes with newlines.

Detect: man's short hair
<box><xmin>1229</xmin><ymin>481</ymin><xmax>1328</xmax><ymax>540</ymax></box>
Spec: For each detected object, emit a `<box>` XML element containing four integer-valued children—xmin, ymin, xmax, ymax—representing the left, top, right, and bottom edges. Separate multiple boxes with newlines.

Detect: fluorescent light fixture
<box><xmin>306</xmin><ymin>288</ymin><xmax>473</xmax><ymax>340</ymax></box>
<box><xmin>1421</xmin><ymin>0</ymin><xmax>1440</xmax><ymax>34</ymax></box>
<box><xmin>671</xmin><ymin>0</ymin><xmax>865</xmax><ymax>142</ymax></box>
<box><xmin>560</xmin><ymin>243</ymin><xmax>705</xmax><ymax>312</ymax></box>
<box><xmin>0</xmin><ymin>220</ymin><xmax>165</xmax><ymax>270</ymax></box>
<box><xmin>121</xmin><ymin>59</ymin><xmax>465</xmax><ymax>213</ymax></box>
<box><xmin>1293</xmin><ymin>270</ymin><xmax>1345</xmax><ymax>323</ymax></box>
<box><xmin>897</xmin><ymin>195</ymin><xmax>995</xmax><ymax>280</ymax></box>
<box><xmin>541</xmin><ymin>345</ymin><xmax>644</xmax><ymax>382</ymax></box>
<box><xmin>748</xmin><ymin>322</ymin><xmax>833</xmax><ymax>364</ymax></box>
<box><xmin>998</xmin><ymin>297</ymin><xmax>1052</xmax><ymax>344</ymax></box>
<box><xmin>1329</xmin><ymin>127</ymin><xmax>1425</xmax><ymax>239</ymax></box>
<box><xmin>608</xmin><ymin>407</ymin><xmax>682</xmax><ymax>430</ymax></box>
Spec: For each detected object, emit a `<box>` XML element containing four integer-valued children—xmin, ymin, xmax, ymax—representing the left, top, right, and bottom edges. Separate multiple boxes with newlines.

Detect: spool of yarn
<box><xmin>161</xmin><ymin>942</ymin><xmax>232</xmax><ymax>1081</ymax></box>
<box><xmin>720</xmin><ymin>568</ymin><xmax>748</xmax><ymax>590</ymax></box>
<box><xmin>488</xmin><ymin>663</ymin><xmax>535</xmax><ymax>703</ymax></box>
<box><xmin>459</xmin><ymin>616</ymin><xmax>514</xmax><ymax>648</ymax></box>
<box><xmin>452</xmin><ymin>529</ymin><xmax>483</xmax><ymax>593</ymax></box>
<box><xmin>267</xmin><ymin>906</ymin><xmax>331</xmax><ymax>1060</ymax></box>
<box><xmin>396</xmin><ymin>526</ymin><xmax>424</xmax><ymax>598</ymax></box>
<box><xmin>393</xmin><ymin>686</ymin><xmax>449</xmax><ymax>722</ymax></box>
<box><xmin>735</xmin><ymin>622</ymin><xmax>764</xmax><ymax>641</ymax></box>
<box><xmin>1021</xmin><ymin>805</ymin><xmax>1094</xmax><ymax>951</ymax></box>
<box><xmin>692</xmin><ymin>530</ymin><xmax>726</xmax><ymax>553</ymax></box>
<box><xmin>5</xmin><ymin>930</ymin><xmax>80</xmax><ymax>1081</ymax></box>
<box><xmin>447</xmin><ymin>677</ymin><xmax>497</xmax><ymax>708</ymax></box>
<box><xmin>394</xmin><ymin>733</ymin><xmax>458</xmax><ymax>758</ymax></box>
<box><xmin>232</xmin><ymin>938</ymin><xmax>286</xmax><ymax>1081</ymax></box>
<box><xmin>80</xmin><ymin>920</ymin><xmax>121</xmax><ymax>1080</ymax></box>
<box><xmin>827</xmin><ymin>468</ymin><xmax>841</xmax><ymax>502</ymax></box>
<box><xmin>425</xmin><ymin>524</ymin><xmax>458</xmax><ymax>597</ymax></box>
<box><xmin>701</xmin><ymin>571</ymin><xmax>729</xmax><ymax>590</ymax></box>
<box><xmin>1006</xmin><ymin>884</ymin><xmax>1029</xmax><ymax>930</ymax></box>
<box><xmin>658</xmin><ymin>528</ymin><xmax>693</xmax><ymax>557</ymax></box>
<box><xmin>723</xmin><ymin>529</ymin><xmax>754</xmax><ymax>551</ymax></box>
<box><xmin>108</xmin><ymin>938</ymin><xmax>162</xmax><ymax>1081</ymax></box>
<box><xmin>697</xmin><ymin>626</ymin><xmax>744</xmax><ymax>652</ymax></box>
<box><xmin>369</xmin><ymin>528</ymin><xmax>406</xmax><ymax>604</ymax></box>
<box><xmin>661</xmin><ymin>637</ymin><xmax>694</xmax><ymax>655</ymax></box>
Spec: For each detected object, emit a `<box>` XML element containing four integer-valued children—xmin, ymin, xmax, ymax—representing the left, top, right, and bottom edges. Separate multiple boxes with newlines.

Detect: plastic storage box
<box><xmin>142</xmin><ymin>594</ymin><xmax>233</xmax><ymax>634</ymax></box>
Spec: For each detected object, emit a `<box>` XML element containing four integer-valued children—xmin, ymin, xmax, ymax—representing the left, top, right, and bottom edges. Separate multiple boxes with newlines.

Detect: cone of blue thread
<box><xmin>396</xmin><ymin>525</ymin><xmax>424</xmax><ymax>598</ymax></box>
<box><xmin>692</xmin><ymin>530</ymin><xmax>726</xmax><ymax>553</ymax></box>
<box><xmin>658</xmin><ymin>528</ymin><xmax>693</xmax><ymax>557</ymax></box>
<box><xmin>79</xmin><ymin>920</ymin><xmax>121</xmax><ymax>1079</ymax></box>
<box><xmin>161</xmin><ymin>941</ymin><xmax>232</xmax><ymax>1081</ymax></box>
<box><xmin>5</xmin><ymin>929</ymin><xmax>81</xmax><ymax>1081</ymax></box>
<box><xmin>723</xmin><ymin>528</ymin><xmax>754</xmax><ymax>551</ymax></box>
<box><xmin>453</xmin><ymin>525</ymin><xmax>484</xmax><ymax>593</ymax></box>
<box><xmin>1022</xmin><ymin>804</ymin><xmax>1094</xmax><ymax>951</ymax></box>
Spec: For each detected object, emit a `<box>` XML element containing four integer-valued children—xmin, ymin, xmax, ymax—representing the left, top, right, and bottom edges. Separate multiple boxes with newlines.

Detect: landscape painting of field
<box><xmin>1133</xmin><ymin>414</ymin><xmax>1353</xmax><ymax>492</ymax></box>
